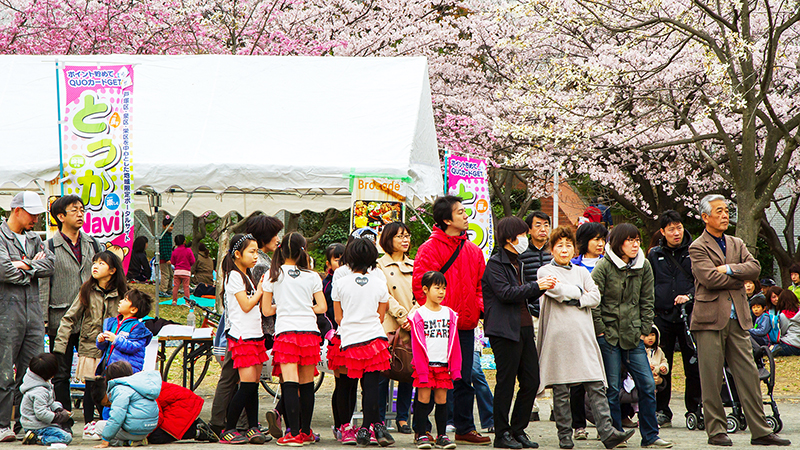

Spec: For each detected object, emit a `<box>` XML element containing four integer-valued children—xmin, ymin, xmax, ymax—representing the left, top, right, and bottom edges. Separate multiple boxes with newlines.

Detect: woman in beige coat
<box><xmin>376</xmin><ymin>222</ymin><xmax>415</xmax><ymax>433</ymax></box>
<box><xmin>537</xmin><ymin>227</ymin><xmax>634</xmax><ymax>450</ymax></box>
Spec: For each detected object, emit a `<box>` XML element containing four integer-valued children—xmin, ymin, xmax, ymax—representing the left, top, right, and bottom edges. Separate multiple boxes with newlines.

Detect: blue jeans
<box><xmin>31</xmin><ymin>426</ymin><xmax>73</xmax><ymax>445</ymax></box>
<box><xmin>472</xmin><ymin>350</ymin><xmax>494</xmax><ymax>429</ymax></box>
<box><xmin>772</xmin><ymin>343</ymin><xmax>800</xmax><ymax>356</ymax></box>
<box><xmin>597</xmin><ymin>336</ymin><xmax>659</xmax><ymax>445</ymax></box>
<box><xmin>378</xmin><ymin>377</ymin><xmax>413</xmax><ymax>424</ymax></box>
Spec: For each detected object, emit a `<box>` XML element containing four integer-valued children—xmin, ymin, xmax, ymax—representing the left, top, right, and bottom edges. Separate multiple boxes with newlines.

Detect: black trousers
<box><xmin>489</xmin><ymin>326</ymin><xmax>540</xmax><ymax>437</ymax></box>
<box><xmin>50</xmin><ymin>332</ymin><xmax>78</xmax><ymax>411</ymax></box>
<box><xmin>654</xmin><ymin>316</ymin><xmax>702</xmax><ymax>418</ymax></box>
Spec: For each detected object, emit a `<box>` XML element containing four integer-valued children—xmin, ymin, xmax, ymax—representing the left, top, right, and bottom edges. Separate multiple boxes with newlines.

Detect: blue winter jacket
<box><xmin>102</xmin><ymin>371</ymin><xmax>161</xmax><ymax>441</ymax></box>
<box><xmin>97</xmin><ymin>316</ymin><xmax>153</xmax><ymax>373</ymax></box>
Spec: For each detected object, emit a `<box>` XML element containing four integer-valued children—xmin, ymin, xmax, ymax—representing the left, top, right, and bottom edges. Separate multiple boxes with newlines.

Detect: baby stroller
<box><xmin>681</xmin><ymin>304</ymin><xmax>783</xmax><ymax>433</ymax></box>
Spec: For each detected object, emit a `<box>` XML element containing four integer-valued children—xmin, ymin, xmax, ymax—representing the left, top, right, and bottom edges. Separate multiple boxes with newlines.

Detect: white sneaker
<box><xmin>83</xmin><ymin>422</ymin><xmax>101</xmax><ymax>441</ymax></box>
<box><xmin>0</xmin><ymin>427</ymin><xmax>15</xmax><ymax>442</ymax></box>
<box><xmin>644</xmin><ymin>438</ymin><xmax>674</xmax><ymax>448</ymax></box>
<box><xmin>445</xmin><ymin>425</ymin><xmax>456</xmax><ymax>433</ymax></box>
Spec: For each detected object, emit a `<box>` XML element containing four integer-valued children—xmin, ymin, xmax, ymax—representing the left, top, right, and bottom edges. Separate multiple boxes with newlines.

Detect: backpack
<box><xmin>767</xmin><ymin>311</ymin><xmax>781</xmax><ymax>345</ymax></box>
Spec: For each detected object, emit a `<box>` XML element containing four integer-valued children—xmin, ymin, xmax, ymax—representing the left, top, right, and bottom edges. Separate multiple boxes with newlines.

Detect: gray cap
<box><xmin>10</xmin><ymin>191</ymin><xmax>46</xmax><ymax>215</ymax></box>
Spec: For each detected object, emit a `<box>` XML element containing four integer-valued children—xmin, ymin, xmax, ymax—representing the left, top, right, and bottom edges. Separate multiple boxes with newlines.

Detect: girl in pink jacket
<box><xmin>409</xmin><ymin>271</ymin><xmax>461</xmax><ymax>449</ymax></box>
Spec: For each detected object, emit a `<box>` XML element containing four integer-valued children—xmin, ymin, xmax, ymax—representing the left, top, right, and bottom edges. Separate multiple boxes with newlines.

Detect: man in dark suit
<box><xmin>689</xmin><ymin>194</ymin><xmax>789</xmax><ymax>447</ymax></box>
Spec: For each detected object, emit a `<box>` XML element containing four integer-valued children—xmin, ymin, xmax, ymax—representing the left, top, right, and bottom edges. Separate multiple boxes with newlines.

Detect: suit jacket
<box><xmin>688</xmin><ymin>230</ymin><xmax>760</xmax><ymax>331</ymax></box>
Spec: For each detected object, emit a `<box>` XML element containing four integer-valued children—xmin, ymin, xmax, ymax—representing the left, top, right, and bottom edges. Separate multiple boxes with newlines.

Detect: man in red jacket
<box><xmin>412</xmin><ymin>195</ymin><xmax>489</xmax><ymax>445</ymax></box>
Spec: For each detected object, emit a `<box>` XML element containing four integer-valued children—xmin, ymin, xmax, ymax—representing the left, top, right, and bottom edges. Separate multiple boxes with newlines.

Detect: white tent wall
<box><xmin>0</xmin><ymin>55</ymin><xmax>443</xmax><ymax>214</ymax></box>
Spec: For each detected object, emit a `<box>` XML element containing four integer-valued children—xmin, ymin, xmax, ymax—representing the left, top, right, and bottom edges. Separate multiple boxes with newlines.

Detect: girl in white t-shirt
<box><xmin>409</xmin><ymin>271</ymin><xmax>461</xmax><ymax>449</ymax></box>
<box><xmin>219</xmin><ymin>234</ymin><xmax>267</xmax><ymax>445</ymax></box>
<box><xmin>262</xmin><ymin>232</ymin><xmax>326</xmax><ymax>446</ymax></box>
<box><xmin>328</xmin><ymin>238</ymin><xmax>395</xmax><ymax>447</ymax></box>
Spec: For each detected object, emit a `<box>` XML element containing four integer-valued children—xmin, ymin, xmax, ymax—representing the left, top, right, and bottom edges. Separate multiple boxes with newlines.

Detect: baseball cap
<box><xmin>10</xmin><ymin>191</ymin><xmax>46</xmax><ymax>215</ymax></box>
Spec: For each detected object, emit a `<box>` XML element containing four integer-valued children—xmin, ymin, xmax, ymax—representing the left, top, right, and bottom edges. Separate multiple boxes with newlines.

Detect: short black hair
<box><xmin>432</xmin><ymin>195</ymin><xmax>463</xmax><ymax>230</ymax></box>
<box><xmin>162</xmin><ymin>216</ymin><xmax>172</xmax><ymax>227</ymax></box>
<box><xmin>576</xmin><ymin>222</ymin><xmax>608</xmax><ymax>256</ymax></box>
<box><xmin>105</xmin><ymin>360</ymin><xmax>134</xmax><ymax>381</ymax></box>
<box><xmin>28</xmin><ymin>353</ymin><xmax>58</xmax><ymax>381</ymax></box>
<box><xmin>421</xmin><ymin>271</ymin><xmax>447</xmax><ymax>289</ymax></box>
<box><xmin>607</xmin><ymin>223</ymin><xmax>640</xmax><ymax>258</ymax></box>
<box><xmin>174</xmin><ymin>234</ymin><xmax>185</xmax><ymax>246</ymax></box>
<box><xmin>658</xmin><ymin>210</ymin><xmax>683</xmax><ymax>230</ymax></box>
<box><xmin>379</xmin><ymin>222</ymin><xmax>410</xmax><ymax>255</ymax></box>
<box><xmin>325</xmin><ymin>243</ymin><xmax>345</xmax><ymax>263</ymax></box>
<box><xmin>751</xmin><ymin>295</ymin><xmax>769</xmax><ymax>309</ymax></box>
<box><xmin>246</xmin><ymin>215</ymin><xmax>284</xmax><ymax>249</ymax></box>
<box><xmin>89</xmin><ymin>376</ymin><xmax>107</xmax><ymax>407</ymax></box>
<box><xmin>343</xmin><ymin>238</ymin><xmax>378</xmax><ymax>273</ymax></box>
<box><xmin>125</xmin><ymin>288</ymin><xmax>152</xmax><ymax>318</ymax></box>
<box><xmin>789</xmin><ymin>263</ymin><xmax>800</xmax><ymax>276</ymax></box>
<box><xmin>198</xmin><ymin>242</ymin><xmax>207</xmax><ymax>253</ymax></box>
<box><xmin>495</xmin><ymin>216</ymin><xmax>529</xmax><ymax>247</ymax></box>
<box><xmin>524</xmin><ymin>211</ymin><xmax>551</xmax><ymax>228</ymax></box>
<box><xmin>50</xmin><ymin>195</ymin><xmax>84</xmax><ymax>231</ymax></box>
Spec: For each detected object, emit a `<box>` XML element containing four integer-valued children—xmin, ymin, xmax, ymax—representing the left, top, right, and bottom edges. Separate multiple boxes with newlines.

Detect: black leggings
<box><xmin>335</xmin><ymin>371</ymin><xmax>381</xmax><ymax>428</ymax></box>
<box><xmin>83</xmin><ymin>379</ymin><xmax>103</xmax><ymax>424</ymax></box>
<box><xmin>226</xmin><ymin>382</ymin><xmax>259</xmax><ymax>430</ymax></box>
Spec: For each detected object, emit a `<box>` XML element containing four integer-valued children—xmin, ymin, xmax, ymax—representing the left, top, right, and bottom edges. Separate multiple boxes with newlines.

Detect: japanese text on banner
<box><xmin>446</xmin><ymin>156</ymin><xmax>494</xmax><ymax>262</ymax></box>
<box><xmin>60</xmin><ymin>65</ymin><xmax>134</xmax><ymax>270</ymax></box>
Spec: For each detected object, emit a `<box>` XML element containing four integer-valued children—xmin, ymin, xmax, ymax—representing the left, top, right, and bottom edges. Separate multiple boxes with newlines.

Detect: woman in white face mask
<box><xmin>481</xmin><ymin>216</ymin><xmax>557</xmax><ymax>449</ymax></box>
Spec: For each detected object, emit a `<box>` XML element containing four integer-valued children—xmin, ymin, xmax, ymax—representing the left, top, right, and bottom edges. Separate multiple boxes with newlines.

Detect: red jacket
<box><xmin>156</xmin><ymin>382</ymin><xmax>204</xmax><ymax>439</ymax></box>
<box><xmin>412</xmin><ymin>227</ymin><xmax>485</xmax><ymax>330</ymax></box>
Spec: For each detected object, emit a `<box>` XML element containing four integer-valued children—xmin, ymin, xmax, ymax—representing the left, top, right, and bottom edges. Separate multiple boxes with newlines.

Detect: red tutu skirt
<box><xmin>334</xmin><ymin>337</ymin><xmax>390</xmax><ymax>379</ymax></box>
<box><xmin>413</xmin><ymin>365</ymin><xmax>454</xmax><ymax>389</ymax></box>
<box><xmin>271</xmin><ymin>332</ymin><xmax>322</xmax><ymax>377</ymax></box>
<box><xmin>327</xmin><ymin>334</ymin><xmax>343</xmax><ymax>371</ymax></box>
<box><xmin>228</xmin><ymin>336</ymin><xmax>268</xmax><ymax>369</ymax></box>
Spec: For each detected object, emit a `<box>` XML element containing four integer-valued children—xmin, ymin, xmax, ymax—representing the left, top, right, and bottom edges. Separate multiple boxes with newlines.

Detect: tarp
<box><xmin>0</xmin><ymin>55</ymin><xmax>442</xmax><ymax>214</ymax></box>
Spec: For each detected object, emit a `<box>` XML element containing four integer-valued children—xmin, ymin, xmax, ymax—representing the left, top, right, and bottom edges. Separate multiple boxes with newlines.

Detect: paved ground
<box><xmin>14</xmin><ymin>392</ymin><xmax>798</xmax><ymax>449</ymax></box>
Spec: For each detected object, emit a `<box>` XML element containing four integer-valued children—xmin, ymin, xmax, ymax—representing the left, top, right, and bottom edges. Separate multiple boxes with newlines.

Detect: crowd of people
<box><xmin>0</xmin><ymin>191</ymin><xmax>795</xmax><ymax>448</ymax></box>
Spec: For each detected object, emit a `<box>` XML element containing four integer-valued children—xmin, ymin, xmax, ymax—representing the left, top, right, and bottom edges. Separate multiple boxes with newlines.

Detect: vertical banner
<box><xmin>59</xmin><ymin>66</ymin><xmax>134</xmax><ymax>270</ymax></box>
<box><xmin>446</xmin><ymin>156</ymin><xmax>494</xmax><ymax>262</ymax></box>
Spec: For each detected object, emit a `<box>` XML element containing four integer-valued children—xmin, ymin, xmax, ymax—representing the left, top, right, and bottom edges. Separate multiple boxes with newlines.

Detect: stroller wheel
<box><xmin>686</xmin><ymin>413</ymin><xmax>698</xmax><ymax>431</ymax></box>
<box><xmin>726</xmin><ymin>415</ymin><xmax>740</xmax><ymax>434</ymax></box>
<box><xmin>765</xmin><ymin>416</ymin><xmax>782</xmax><ymax>433</ymax></box>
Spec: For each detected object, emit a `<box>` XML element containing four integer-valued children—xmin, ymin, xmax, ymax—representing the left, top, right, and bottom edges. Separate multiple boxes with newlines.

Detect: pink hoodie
<box><xmin>409</xmin><ymin>307</ymin><xmax>462</xmax><ymax>384</ymax></box>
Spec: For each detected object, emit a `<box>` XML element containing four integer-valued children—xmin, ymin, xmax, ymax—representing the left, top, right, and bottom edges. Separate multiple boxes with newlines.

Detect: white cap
<box><xmin>10</xmin><ymin>191</ymin><xmax>46</xmax><ymax>215</ymax></box>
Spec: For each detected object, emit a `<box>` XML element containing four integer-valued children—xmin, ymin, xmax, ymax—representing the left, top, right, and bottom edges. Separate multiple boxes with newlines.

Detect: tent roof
<box><xmin>0</xmin><ymin>55</ymin><xmax>442</xmax><ymax>214</ymax></box>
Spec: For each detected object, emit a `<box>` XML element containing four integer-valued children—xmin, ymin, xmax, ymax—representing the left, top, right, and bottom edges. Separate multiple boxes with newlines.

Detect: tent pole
<box><xmin>55</xmin><ymin>60</ymin><xmax>64</xmax><ymax>196</ymax></box>
<box><xmin>151</xmin><ymin>193</ymin><xmax>161</xmax><ymax>317</ymax></box>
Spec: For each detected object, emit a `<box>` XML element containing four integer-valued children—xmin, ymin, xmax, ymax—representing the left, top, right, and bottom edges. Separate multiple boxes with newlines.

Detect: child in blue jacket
<box><xmin>96</xmin><ymin>289</ymin><xmax>153</xmax><ymax>373</ymax></box>
<box><xmin>90</xmin><ymin>361</ymin><xmax>161</xmax><ymax>447</ymax></box>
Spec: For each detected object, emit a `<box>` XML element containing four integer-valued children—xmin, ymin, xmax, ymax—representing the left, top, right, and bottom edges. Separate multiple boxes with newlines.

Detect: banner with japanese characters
<box><xmin>59</xmin><ymin>66</ymin><xmax>134</xmax><ymax>269</ymax></box>
<box><xmin>446</xmin><ymin>155</ymin><xmax>494</xmax><ymax>262</ymax></box>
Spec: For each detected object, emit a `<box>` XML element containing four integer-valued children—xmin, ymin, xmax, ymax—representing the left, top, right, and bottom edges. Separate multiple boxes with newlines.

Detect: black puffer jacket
<box><xmin>647</xmin><ymin>230</ymin><xmax>695</xmax><ymax>323</ymax></box>
<box><xmin>518</xmin><ymin>242</ymin><xmax>552</xmax><ymax>317</ymax></box>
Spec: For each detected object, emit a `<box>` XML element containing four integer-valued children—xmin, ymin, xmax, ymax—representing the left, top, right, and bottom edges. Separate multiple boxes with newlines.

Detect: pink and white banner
<box><xmin>60</xmin><ymin>65</ymin><xmax>134</xmax><ymax>269</ymax></box>
<box><xmin>446</xmin><ymin>155</ymin><xmax>494</xmax><ymax>262</ymax></box>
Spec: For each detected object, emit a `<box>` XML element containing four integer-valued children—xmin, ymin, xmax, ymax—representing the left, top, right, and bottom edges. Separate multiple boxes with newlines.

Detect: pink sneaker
<box><xmin>339</xmin><ymin>424</ymin><xmax>356</xmax><ymax>445</ymax></box>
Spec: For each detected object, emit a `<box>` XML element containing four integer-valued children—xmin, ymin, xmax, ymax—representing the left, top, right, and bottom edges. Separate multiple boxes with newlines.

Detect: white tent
<box><xmin>0</xmin><ymin>55</ymin><xmax>443</xmax><ymax>214</ymax></box>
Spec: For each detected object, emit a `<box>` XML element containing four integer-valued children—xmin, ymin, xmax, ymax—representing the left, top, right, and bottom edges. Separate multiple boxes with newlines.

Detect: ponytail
<box><xmin>222</xmin><ymin>234</ymin><xmax>256</xmax><ymax>294</ymax></box>
<box><xmin>269</xmin><ymin>232</ymin><xmax>311</xmax><ymax>282</ymax></box>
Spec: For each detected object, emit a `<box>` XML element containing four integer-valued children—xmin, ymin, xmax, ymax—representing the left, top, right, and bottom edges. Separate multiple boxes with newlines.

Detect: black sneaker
<box><xmin>21</xmin><ymin>431</ymin><xmax>38</xmax><ymax>446</ymax></box>
<box><xmin>373</xmin><ymin>423</ymin><xmax>395</xmax><ymax>447</ymax></box>
<box><xmin>196</xmin><ymin>419</ymin><xmax>220</xmax><ymax>442</ymax></box>
<box><xmin>514</xmin><ymin>433</ymin><xmax>538</xmax><ymax>449</ymax></box>
<box><xmin>356</xmin><ymin>427</ymin><xmax>371</xmax><ymax>447</ymax></box>
<box><xmin>436</xmin><ymin>435</ymin><xmax>456</xmax><ymax>449</ymax></box>
<box><xmin>416</xmin><ymin>434</ymin><xmax>433</xmax><ymax>449</ymax></box>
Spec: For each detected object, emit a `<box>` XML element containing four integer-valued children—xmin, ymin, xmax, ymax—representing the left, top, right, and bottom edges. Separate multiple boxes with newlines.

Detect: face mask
<box><xmin>512</xmin><ymin>236</ymin><xmax>529</xmax><ymax>254</ymax></box>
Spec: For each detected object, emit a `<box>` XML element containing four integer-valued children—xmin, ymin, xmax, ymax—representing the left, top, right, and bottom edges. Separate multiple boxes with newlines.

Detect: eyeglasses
<box><xmin>66</xmin><ymin>208</ymin><xmax>85</xmax><ymax>215</ymax></box>
<box><xmin>394</xmin><ymin>234</ymin><xmax>411</xmax><ymax>241</ymax></box>
<box><xmin>625</xmin><ymin>237</ymin><xmax>641</xmax><ymax>244</ymax></box>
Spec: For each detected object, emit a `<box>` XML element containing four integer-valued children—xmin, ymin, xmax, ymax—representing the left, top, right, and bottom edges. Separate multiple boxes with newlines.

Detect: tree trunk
<box><xmin>734</xmin><ymin>192</ymin><xmax>761</xmax><ymax>255</ymax></box>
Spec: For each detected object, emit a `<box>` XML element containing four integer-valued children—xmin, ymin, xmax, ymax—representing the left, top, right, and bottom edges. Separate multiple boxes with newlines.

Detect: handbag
<box><xmin>382</xmin><ymin>328</ymin><xmax>414</xmax><ymax>384</ymax></box>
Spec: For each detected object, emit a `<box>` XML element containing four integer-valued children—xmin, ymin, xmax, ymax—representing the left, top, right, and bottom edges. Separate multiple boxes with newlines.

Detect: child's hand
<box><xmin>660</xmin><ymin>366</ymin><xmax>668</xmax><ymax>374</ymax></box>
<box><xmin>650</xmin><ymin>364</ymin><xmax>655</xmax><ymax>370</ymax></box>
<box><xmin>104</xmin><ymin>331</ymin><xmax>117</xmax><ymax>342</ymax></box>
<box><xmin>94</xmin><ymin>440</ymin><xmax>110</xmax><ymax>448</ymax></box>
<box><xmin>97</xmin><ymin>333</ymin><xmax>106</xmax><ymax>343</ymax></box>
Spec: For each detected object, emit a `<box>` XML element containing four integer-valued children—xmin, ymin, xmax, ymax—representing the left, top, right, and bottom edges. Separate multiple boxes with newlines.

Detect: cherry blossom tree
<box><xmin>497</xmin><ymin>0</ymin><xmax>800</xmax><ymax>251</ymax></box>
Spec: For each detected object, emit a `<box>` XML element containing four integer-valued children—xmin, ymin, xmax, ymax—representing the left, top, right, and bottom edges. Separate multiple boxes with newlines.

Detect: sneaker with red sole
<box><xmin>301</xmin><ymin>429</ymin><xmax>317</xmax><ymax>445</ymax></box>
<box><xmin>219</xmin><ymin>429</ymin><xmax>248</xmax><ymax>444</ymax></box>
<box><xmin>277</xmin><ymin>433</ymin><xmax>305</xmax><ymax>447</ymax></box>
